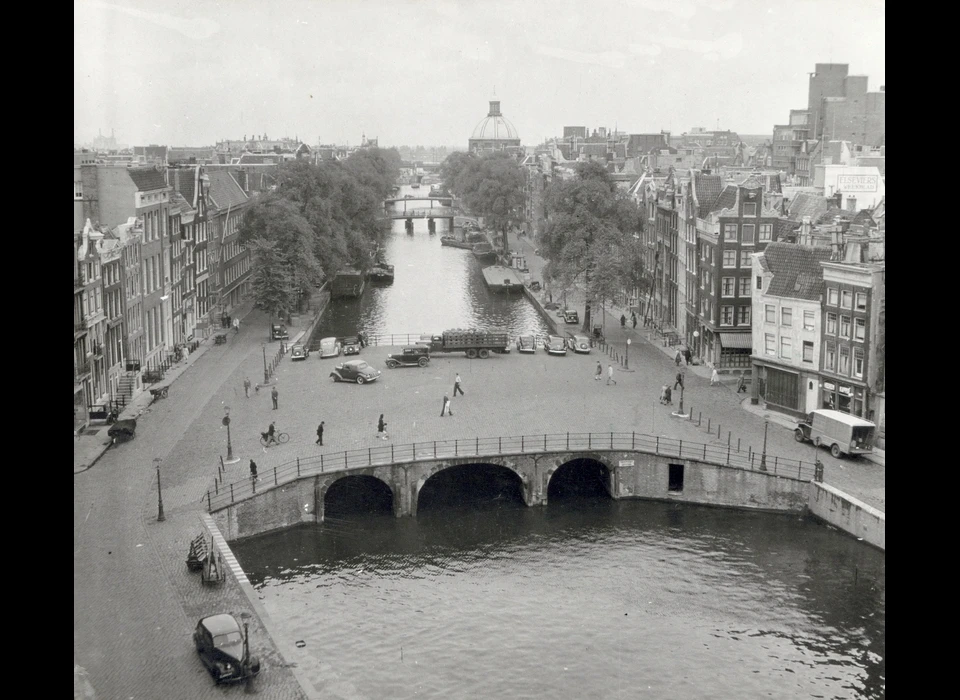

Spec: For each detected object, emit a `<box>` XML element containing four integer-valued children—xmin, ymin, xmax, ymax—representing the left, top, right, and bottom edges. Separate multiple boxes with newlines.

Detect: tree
<box><xmin>343</xmin><ymin>147</ymin><xmax>402</xmax><ymax>200</ymax></box>
<box><xmin>538</xmin><ymin>161</ymin><xmax>644</xmax><ymax>331</ymax></box>
<box><xmin>245</xmin><ymin>238</ymin><xmax>295</xmax><ymax>319</ymax></box>
<box><xmin>455</xmin><ymin>152</ymin><xmax>526</xmax><ymax>260</ymax></box>
<box><xmin>440</xmin><ymin>151</ymin><xmax>476</xmax><ymax>198</ymax></box>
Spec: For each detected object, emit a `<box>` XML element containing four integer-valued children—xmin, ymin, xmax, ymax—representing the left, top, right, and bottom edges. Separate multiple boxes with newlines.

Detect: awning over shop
<box><xmin>718</xmin><ymin>333</ymin><xmax>753</xmax><ymax>350</ymax></box>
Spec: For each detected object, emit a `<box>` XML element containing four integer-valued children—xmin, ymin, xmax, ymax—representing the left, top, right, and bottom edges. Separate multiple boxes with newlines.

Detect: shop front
<box><xmin>820</xmin><ymin>380</ymin><xmax>867</xmax><ymax>417</ymax></box>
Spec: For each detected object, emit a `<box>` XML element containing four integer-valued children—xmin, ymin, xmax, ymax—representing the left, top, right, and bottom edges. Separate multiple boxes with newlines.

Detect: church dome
<box><xmin>470</xmin><ymin>100</ymin><xmax>520</xmax><ymax>141</ymax></box>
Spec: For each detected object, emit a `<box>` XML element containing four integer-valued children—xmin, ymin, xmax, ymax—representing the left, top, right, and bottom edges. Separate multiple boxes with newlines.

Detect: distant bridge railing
<box><xmin>385</xmin><ymin>207</ymin><xmax>455</xmax><ymax>220</ymax></box>
<box><xmin>205</xmin><ymin>430</ymin><xmax>817</xmax><ymax>512</ymax></box>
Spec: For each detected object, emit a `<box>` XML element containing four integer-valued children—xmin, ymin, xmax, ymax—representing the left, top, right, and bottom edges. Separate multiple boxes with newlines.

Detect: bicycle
<box><xmin>260</xmin><ymin>431</ymin><xmax>290</xmax><ymax>447</ymax></box>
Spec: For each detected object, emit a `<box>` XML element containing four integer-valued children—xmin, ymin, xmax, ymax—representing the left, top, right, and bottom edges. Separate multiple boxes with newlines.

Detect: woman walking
<box><xmin>377</xmin><ymin>414</ymin><xmax>389</xmax><ymax>440</ymax></box>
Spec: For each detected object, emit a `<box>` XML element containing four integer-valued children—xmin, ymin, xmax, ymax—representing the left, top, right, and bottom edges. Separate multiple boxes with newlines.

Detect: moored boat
<box><xmin>472</xmin><ymin>242</ymin><xmax>497</xmax><ymax>262</ymax></box>
<box><xmin>440</xmin><ymin>236</ymin><xmax>474</xmax><ymax>250</ymax></box>
<box><xmin>331</xmin><ymin>269</ymin><xmax>366</xmax><ymax>298</ymax></box>
<box><xmin>368</xmin><ymin>264</ymin><xmax>395</xmax><ymax>283</ymax></box>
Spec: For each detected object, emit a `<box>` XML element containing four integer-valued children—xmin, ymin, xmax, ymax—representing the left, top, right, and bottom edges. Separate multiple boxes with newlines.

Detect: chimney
<box><xmin>800</xmin><ymin>216</ymin><xmax>812</xmax><ymax>245</ymax></box>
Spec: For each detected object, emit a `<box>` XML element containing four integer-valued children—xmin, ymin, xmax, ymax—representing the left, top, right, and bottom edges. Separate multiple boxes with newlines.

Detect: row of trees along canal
<box><xmin>238</xmin><ymin>148</ymin><xmax>402</xmax><ymax>320</ymax></box>
<box><xmin>440</xmin><ymin>153</ymin><xmax>647</xmax><ymax>332</ymax></box>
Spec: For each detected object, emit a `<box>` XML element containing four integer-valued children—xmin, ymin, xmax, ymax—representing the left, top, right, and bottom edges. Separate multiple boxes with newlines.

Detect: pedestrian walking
<box><xmin>441</xmin><ymin>395</ymin><xmax>451</xmax><ymax>417</ymax></box>
<box><xmin>674</xmin><ymin>371</ymin><xmax>684</xmax><ymax>390</ymax></box>
<box><xmin>377</xmin><ymin>414</ymin><xmax>389</xmax><ymax>440</ymax></box>
<box><xmin>271</xmin><ymin>386</ymin><xmax>279</xmax><ymax>409</ymax></box>
<box><xmin>631</xmin><ymin>312</ymin><xmax>637</xmax><ymax>329</ymax></box>
<box><xmin>736</xmin><ymin>371</ymin><xmax>747</xmax><ymax>393</ymax></box>
<box><xmin>675</xmin><ymin>350</ymin><xmax>683</xmax><ymax>366</ymax></box>
<box><xmin>249</xmin><ymin>459</ymin><xmax>258</xmax><ymax>482</ymax></box>
<box><xmin>683</xmin><ymin>348</ymin><xmax>692</xmax><ymax>365</ymax></box>
<box><xmin>358</xmin><ymin>332</ymin><xmax>366</xmax><ymax>348</ymax></box>
<box><xmin>233</xmin><ymin>317</ymin><xmax>240</xmax><ymax>335</ymax></box>
<box><xmin>664</xmin><ymin>386</ymin><xmax>672</xmax><ymax>405</ymax></box>
<box><xmin>607</xmin><ymin>364</ymin><xmax>617</xmax><ymax>385</ymax></box>
<box><xmin>595</xmin><ymin>361</ymin><xmax>603</xmax><ymax>381</ymax></box>
<box><xmin>243</xmin><ymin>377</ymin><xmax>251</xmax><ymax>398</ymax></box>
<box><xmin>315</xmin><ymin>421</ymin><xmax>324</xmax><ymax>445</ymax></box>
<box><xmin>660</xmin><ymin>385</ymin><xmax>669</xmax><ymax>405</ymax></box>
<box><xmin>453</xmin><ymin>373</ymin><xmax>465</xmax><ymax>396</ymax></box>
<box><xmin>710</xmin><ymin>368</ymin><xmax>720</xmax><ymax>386</ymax></box>
<box><xmin>620</xmin><ymin>314</ymin><xmax>626</xmax><ymax>329</ymax></box>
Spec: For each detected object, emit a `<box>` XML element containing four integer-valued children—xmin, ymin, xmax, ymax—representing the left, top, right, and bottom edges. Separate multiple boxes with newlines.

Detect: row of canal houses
<box><xmin>628</xmin><ymin>168</ymin><xmax>884</xmax><ymax>443</ymax></box>
<box><xmin>74</xmin><ymin>155</ymin><xmax>257</xmax><ymax>432</ymax></box>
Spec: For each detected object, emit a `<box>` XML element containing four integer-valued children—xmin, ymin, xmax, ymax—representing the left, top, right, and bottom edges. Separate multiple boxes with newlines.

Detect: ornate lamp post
<box><xmin>223</xmin><ymin>405</ymin><xmax>239</xmax><ymax>464</ymax></box>
<box><xmin>760</xmin><ymin>419</ymin><xmax>769</xmax><ymax>471</ymax></box>
<box><xmin>625</xmin><ymin>337</ymin><xmax>631</xmax><ymax>369</ymax></box>
<box><xmin>155</xmin><ymin>457</ymin><xmax>165</xmax><ymax>522</ymax></box>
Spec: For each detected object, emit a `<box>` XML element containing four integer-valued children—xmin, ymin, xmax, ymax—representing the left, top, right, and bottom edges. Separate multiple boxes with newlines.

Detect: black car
<box><xmin>342</xmin><ymin>336</ymin><xmax>361</xmax><ymax>356</ymax></box>
<box><xmin>193</xmin><ymin>614</ymin><xmax>260</xmax><ymax>684</ymax></box>
<box><xmin>385</xmin><ymin>346</ymin><xmax>431</xmax><ymax>368</ymax></box>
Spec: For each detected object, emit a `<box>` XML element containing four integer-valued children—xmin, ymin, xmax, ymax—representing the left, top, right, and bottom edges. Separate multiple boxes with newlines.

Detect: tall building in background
<box><xmin>468</xmin><ymin>100</ymin><xmax>521</xmax><ymax>155</ymax></box>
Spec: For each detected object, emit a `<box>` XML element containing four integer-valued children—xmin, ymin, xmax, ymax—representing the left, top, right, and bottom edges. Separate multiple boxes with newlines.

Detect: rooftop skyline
<box><xmin>75</xmin><ymin>0</ymin><xmax>885</xmax><ymax>148</ymax></box>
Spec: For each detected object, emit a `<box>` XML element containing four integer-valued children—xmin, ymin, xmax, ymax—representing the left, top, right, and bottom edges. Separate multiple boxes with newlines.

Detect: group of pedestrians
<box><xmin>594</xmin><ymin>361</ymin><xmax>617</xmax><ymax>385</ymax></box>
<box><xmin>441</xmin><ymin>373</ymin><xmax>464</xmax><ymax>416</ymax></box>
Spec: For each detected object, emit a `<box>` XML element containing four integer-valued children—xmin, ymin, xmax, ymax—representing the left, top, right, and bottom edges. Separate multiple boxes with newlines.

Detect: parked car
<box><xmin>385</xmin><ymin>346</ymin><xmax>431</xmax><ymax>368</ymax></box>
<box><xmin>562</xmin><ymin>309</ymin><xmax>579</xmax><ymax>324</ymax></box>
<box><xmin>566</xmin><ymin>333</ymin><xmax>592</xmax><ymax>354</ymax></box>
<box><xmin>290</xmin><ymin>343</ymin><xmax>309</xmax><ymax>360</ymax></box>
<box><xmin>330</xmin><ymin>359</ymin><xmax>382</xmax><ymax>384</ymax></box>
<box><xmin>794</xmin><ymin>409</ymin><xmax>876</xmax><ymax>458</ymax></box>
<box><xmin>193</xmin><ymin>614</ymin><xmax>260</xmax><ymax>685</ymax></box>
<box><xmin>516</xmin><ymin>335</ymin><xmax>538</xmax><ymax>353</ymax></box>
<box><xmin>544</xmin><ymin>335</ymin><xmax>568</xmax><ymax>355</ymax></box>
<box><xmin>319</xmin><ymin>337</ymin><xmax>342</xmax><ymax>358</ymax></box>
<box><xmin>271</xmin><ymin>323</ymin><xmax>289</xmax><ymax>340</ymax></box>
<box><xmin>341</xmin><ymin>336</ymin><xmax>361</xmax><ymax>356</ymax></box>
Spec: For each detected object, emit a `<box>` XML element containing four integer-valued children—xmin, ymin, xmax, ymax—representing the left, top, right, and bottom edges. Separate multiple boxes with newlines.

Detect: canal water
<box><xmin>313</xmin><ymin>184</ymin><xmax>552</xmax><ymax>342</ymax></box>
<box><xmin>232</xmin><ymin>497</ymin><xmax>884</xmax><ymax>699</ymax></box>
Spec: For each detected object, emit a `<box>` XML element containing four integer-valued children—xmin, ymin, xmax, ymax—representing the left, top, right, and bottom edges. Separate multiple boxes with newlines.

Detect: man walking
<box><xmin>377</xmin><ymin>414</ymin><xmax>389</xmax><ymax>440</ymax></box>
<box><xmin>674</xmin><ymin>371</ymin><xmax>684</xmax><ymax>391</ymax></box>
<box><xmin>271</xmin><ymin>386</ymin><xmax>279</xmax><ymax>410</ymax></box>
<box><xmin>316</xmin><ymin>421</ymin><xmax>324</xmax><ymax>446</ymax></box>
<box><xmin>607</xmin><ymin>364</ymin><xmax>617</xmax><ymax>386</ymax></box>
<box><xmin>675</xmin><ymin>350</ymin><xmax>683</xmax><ymax>366</ymax></box>
<box><xmin>620</xmin><ymin>313</ymin><xmax>626</xmax><ymax>329</ymax></box>
<box><xmin>595</xmin><ymin>361</ymin><xmax>603</xmax><ymax>381</ymax></box>
<box><xmin>736</xmin><ymin>371</ymin><xmax>747</xmax><ymax>393</ymax></box>
<box><xmin>453</xmin><ymin>373</ymin><xmax>465</xmax><ymax>397</ymax></box>
<box><xmin>243</xmin><ymin>377</ymin><xmax>251</xmax><ymax>398</ymax></box>
<box><xmin>249</xmin><ymin>459</ymin><xmax>258</xmax><ymax>482</ymax></box>
<box><xmin>631</xmin><ymin>312</ymin><xmax>637</xmax><ymax>329</ymax></box>
<box><xmin>233</xmin><ymin>317</ymin><xmax>240</xmax><ymax>335</ymax></box>
<box><xmin>710</xmin><ymin>368</ymin><xmax>720</xmax><ymax>387</ymax></box>
<box><xmin>441</xmin><ymin>394</ymin><xmax>452</xmax><ymax>417</ymax></box>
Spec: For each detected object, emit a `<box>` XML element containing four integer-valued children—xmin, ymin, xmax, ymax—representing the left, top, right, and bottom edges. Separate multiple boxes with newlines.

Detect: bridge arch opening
<box><xmin>324</xmin><ymin>475</ymin><xmax>394</xmax><ymax>520</ymax></box>
<box><xmin>547</xmin><ymin>458</ymin><xmax>612</xmax><ymax>502</ymax></box>
<box><xmin>417</xmin><ymin>463</ymin><xmax>525</xmax><ymax>515</ymax></box>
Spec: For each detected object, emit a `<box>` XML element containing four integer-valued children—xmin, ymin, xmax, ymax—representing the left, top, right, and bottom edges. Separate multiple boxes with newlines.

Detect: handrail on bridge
<box><xmin>205</xmin><ymin>430</ymin><xmax>816</xmax><ymax>512</ymax></box>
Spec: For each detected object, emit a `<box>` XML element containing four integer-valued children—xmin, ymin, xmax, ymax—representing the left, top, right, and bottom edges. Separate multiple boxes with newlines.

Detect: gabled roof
<box><xmin>710</xmin><ymin>185</ymin><xmax>738</xmax><ymax>214</ymax></box>
<box><xmin>851</xmin><ymin>210</ymin><xmax>876</xmax><ymax>227</ymax></box>
<box><xmin>168</xmin><ymin>191</ymin><xmax>194</xmax><ymax>216</ymax></box>
<box><xmin>207</xmin><ymin>171</ymin><xmax>248</xmax><ymax>210</ymax></box>
<box><xmin>692</xmin><ymin>172</ymin><xmax>723</xmax><ymax>216</ymax></box>
<box><xmin>127</xmin><ymin>168</ymin><xmax>168</xmax><ymax>192</ymax></box>
<box><xmin>787</xmin><ymin>192</ymin><xmax>831</xmax><ymax>222</ymax></box>
<box><xmin>761</xmin><ymin>242</ymin><xmax>834</xmax><ymax>301</ymax></box>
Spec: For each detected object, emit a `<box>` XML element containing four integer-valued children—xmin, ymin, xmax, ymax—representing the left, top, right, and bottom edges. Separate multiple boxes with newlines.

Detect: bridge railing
<box><xmin>205</xmin><ymin>430</ymin><xmax>816</xmax><ymax>512</ymax></box>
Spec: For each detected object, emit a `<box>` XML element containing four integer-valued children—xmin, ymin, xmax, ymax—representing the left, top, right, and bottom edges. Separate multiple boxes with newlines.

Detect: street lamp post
<box><xmin>223</xmin><ymin>405</ymin><xmax>239</xmax><ymax>464</ymax></box>
<box><xmin>155</xmin><ymin>457</ymin><xmax>165</xmax><ymax>522</ymax></box>
<box><xmin>760</xmin><ymin>419</ymin><xmax>769</xmax><ymax>471</ymax></box>
<box><xmin>693</xmin><ymin>330</ymin><xmax>699</xmax><ymax>362</ymax></box>
<box><xmin>626</xmin><ymin>338</ymin><xmax>631</xmax><ymax>369</ymax></box>
<box><xmin>262</xmin><ymin>344</ymin><xmax>269</xmax><ymax>384</ymax></box>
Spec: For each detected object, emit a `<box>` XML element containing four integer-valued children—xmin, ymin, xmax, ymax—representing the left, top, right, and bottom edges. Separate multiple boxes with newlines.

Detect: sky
<box><xmin>74</xmin><ymin>0</ymin><xmax>885</xmax><ymax>148</ymax></box>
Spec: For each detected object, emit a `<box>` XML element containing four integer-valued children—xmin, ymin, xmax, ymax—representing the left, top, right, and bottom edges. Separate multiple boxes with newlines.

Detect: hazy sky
<box><xmin>74</xmin><ymin>0</ymin><xmax>885</xmax><ymax>147</ymax></box>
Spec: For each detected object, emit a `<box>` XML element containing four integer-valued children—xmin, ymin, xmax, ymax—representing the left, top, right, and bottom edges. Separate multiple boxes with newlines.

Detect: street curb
<box><xmin>74</xmin><ymin>439</ymin><xmax>112</xmax><ymax>474</ymax></box>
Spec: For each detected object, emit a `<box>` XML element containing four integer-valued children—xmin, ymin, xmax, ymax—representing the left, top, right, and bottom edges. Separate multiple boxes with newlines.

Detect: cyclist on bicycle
<box><xmin>263</xmin><ymin>421</ymin><xmax>278</xmax><ymax>447</ymax></box>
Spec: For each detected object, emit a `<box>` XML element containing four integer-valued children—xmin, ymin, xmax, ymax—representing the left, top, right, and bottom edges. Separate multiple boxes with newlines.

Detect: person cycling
<box><xmin>262</xmin><ymin>421</ymin><xmax>278</xmax><ymax>446</ymax></box>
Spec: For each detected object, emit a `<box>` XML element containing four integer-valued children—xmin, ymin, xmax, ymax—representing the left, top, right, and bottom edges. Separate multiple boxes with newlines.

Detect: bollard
<box><xmin>707</xmin><ymin>418</ymin><xmax>711</xmax><ymax>433</ymax></box>
<box><xmin>215</xmin><ymin>479</ymin><xmax>218</xmax><ymax>495</ymax></box>
<box><xmin>698</xmin><ymin>412</ymin><xmax>702</xmax><ymax>427</ymax></box>
<box><xmin>230</xmin><ymin>483</ymin><xmax>234</xmax><ymax>502</ymax></box>
<box><xmin>717</xmin><ymin>424</ymin><xmax>721</xmax><ymax>439</ymax></box>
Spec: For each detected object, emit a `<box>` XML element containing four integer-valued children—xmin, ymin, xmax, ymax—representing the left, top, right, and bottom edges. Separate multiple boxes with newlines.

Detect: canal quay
<box><xmin>74</xmin><ymin>185</ymin><xmax>884</xmax><ymax>700</ymax></box>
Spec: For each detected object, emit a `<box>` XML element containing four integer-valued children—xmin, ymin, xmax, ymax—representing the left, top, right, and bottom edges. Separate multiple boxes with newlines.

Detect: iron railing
<box><xmin>206</xmin><ymin>430</ymin><xmax>816</xmax><ymax>512</ymax></box>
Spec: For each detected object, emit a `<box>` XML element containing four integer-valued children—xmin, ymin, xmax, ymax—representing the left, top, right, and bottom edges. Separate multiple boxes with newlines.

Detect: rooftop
<box><xmin>761</xmin><ymin>242</ymin><xmax>834</xmax><ymax>301</ymax></box>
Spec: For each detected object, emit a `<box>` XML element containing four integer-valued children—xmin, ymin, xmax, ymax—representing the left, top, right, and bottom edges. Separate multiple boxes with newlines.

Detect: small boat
<box><xmin>441</xmin><ymin>236</ymin><xmax>474</xmax><ymax>250</ymax></box>
<box><xmin>368</xmin><ymin>264</ymin><xmax>395</xmax><ymax>283</ymax></box>
<box><xmin>472</xmin><ymin>242</ymin><xmax>497</xmax><ymax>262</ymax></box>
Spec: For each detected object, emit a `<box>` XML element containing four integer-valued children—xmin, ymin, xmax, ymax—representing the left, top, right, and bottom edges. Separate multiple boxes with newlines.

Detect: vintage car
<box><xmin>192</xmin><ymin>613</ymin><xmax>261</xmax><ymax>685</ymax></box>
<box><xmin>341</xmin><ymin>336</ymin><xmax>361</xmax><ymax>356</ymax></box>
<box><xmin>516</xmin><ymin>335</ymin><xmax>538</xmax><ymax>353</ymax></box>
<box><xmin>562</xmin><ymin>309</ymin><xmax>580</xmax><ymax>324</ymax></box>
<box><xmin>330</xmin><ymin>359</ymin><xmax>382</xmax><ymax>384</ymax></box>
<box><xmin>107</xmin><ymin>418</ymin><xmax>137</xmax><ymax>443</ymax></box>
<box><xmin>290</xmin><ymin>343</ymin><xmax>309</xmax><ymax>361</ymax></box>
<box><xmin>385</xmin><ymin>346</ymin><xmax>430</xmax><ymax>368</ymax></box>
<box><xmin>566</xmin><ymin>333</ymin><xmax>592</xmax><ymax>354</ymax></box>
<box><xmin>795</xmin><ymin>409</ymin><xmax>876</xmax><ymax>458</ymax></box>
<box><xmin>271</xmin><ymin>323</ymin><xmax>289</xmax><ymax>340</ymax></box>
<box><xmin>318</xmin><ymin>337</ymin><xmax>342</xmax><ymax>358</ymax></box>
<box><xmin>543</xmin><ymin>335</ymin><xmax>568</xmax><ymax>355</ymax></box>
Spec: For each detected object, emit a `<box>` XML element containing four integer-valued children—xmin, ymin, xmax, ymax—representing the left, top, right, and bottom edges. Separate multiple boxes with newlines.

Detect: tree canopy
<box><xmin>538</xmin><ymin>161</ymin><xmax>645</xmax><ymax>329</ymax></box>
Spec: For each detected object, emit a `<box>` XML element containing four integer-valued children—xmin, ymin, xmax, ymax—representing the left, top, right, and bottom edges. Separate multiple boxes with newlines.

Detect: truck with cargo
<box><xmin>418</xmin><ymin>328</ymin><xmax>510</xmax><ymax>359</ymax></box>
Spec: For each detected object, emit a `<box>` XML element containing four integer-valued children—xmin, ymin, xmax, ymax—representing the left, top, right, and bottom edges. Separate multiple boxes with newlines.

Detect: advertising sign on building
<box><xmin>836</xmin><ymin>175</ymin><xmax>878</xmax><ymax>192</ymax></box>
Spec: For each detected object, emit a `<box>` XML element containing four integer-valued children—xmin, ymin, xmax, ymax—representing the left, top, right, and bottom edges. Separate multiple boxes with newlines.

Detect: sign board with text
<box><xmin>836</xmin><ymin>175</ymin><xmax>878</xmax><ymax>192</ymax></box>
<box><xmin>618</xmin><ymin>460</ymin><xmax>635</xmax><ymax>467</ymax></box>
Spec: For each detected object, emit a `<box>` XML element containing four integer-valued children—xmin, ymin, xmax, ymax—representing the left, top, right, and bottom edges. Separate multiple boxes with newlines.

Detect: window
<box><xmin>781</xmin><ymin>307</ymin><xmax>792</xmax><ymax>327</ymax></box>
<box><xmin>724</xmin><ymin>224</ymin><xmax>738</xmax><ymax>241</ymax></box>
<box><xmin>755</xmin><ymin>275</ymin><xmax>763</xmax><ymax>290</ymax></box>
<box><xmin>740</xmin><ymin>250</ymin><xmax>752</xmax><ymax>268</ymax></box>
<box><xmin>737</xmin><ymin>306</ymin><xmax>750</xmax><ymax>325</ymax></box>
<box><xmin>721</xmin><ymin>306</ymin><xmax>734</xmax><ymax>325</ymax></box>
<box><xmin>765</xmin><ymin>333</ymin><xmax>776</xmax><ymax>356</ymax></box>
<box><xmin>668</xmin><ymin>464</ymin><xmax>684</xmax><ymax>492</ymax></box>
<box><xmin>780</xmin><ymin>336</ymin><xmax>792</xmax><ymax>359</ymax></box>
<box><xmin>739</xmin><ymin>277</ymin><xmax>750</xmax><ymax>297</ymax></box>
<box><xmin>840</xmin><ymin>316</ymin><xmax>851</xmax><ymax>339</ymax></box>
<box><xmin>74</xmin><ymin>181</ymin><xmax>83</xmax><ymax>199</ymax></box>
<box><xmin>765</xmin><ymin>304</ymin><xmax>775</xmax><ymax>323</ymax></box>
<box><xmin>826</xmin><ymin>312</ymin><xmax>837</xmax><ymax>335</ymax></box>
<box><xmin>856</xmin><ymin>292</ymin><xmax>867</xmax><ymax>311</ymax></box>
<box><xmin>855</xmin><ymin>318</ymin><xmax>866</xmax><ymax>341</ymax></box>
<box><xmin>825</xmin><ymin>341</ymin><xmax>836</xmax><ymax>371</ymax></box>
<box><xmin>703</xmin><ymin>269</ymin><xmax>711</xmax><ymax>289</ymax></box>
<box><xmin>841</xmin><ymin>290</ymin><xmax>853</xmax><ymax>309</ymax></box>
<box><xmin>742</xmin><ymin>224</ymin><xmax>755</xmax><ymax>244</ymax></box>
<box><xmin>803</xmin><ymin>310</ymin><xmax>815</xmax><ymax>331</ymax></box>
<box><xmin>839</xmin><ymin>345</ymin><xmax>850</xmax><ymax>374</ymax></box>
<box><xmin>759</xmin><ymin>223</ymin><xmax>773</xmax><ymax>241</ymax></box>
<box><xmin>722</xmin><ymin>277</ymin><xmax>735</xmax><ymax>296</ymax></box>
<box><xmin>723</xmin><ymin>250</ymin><xmax>737</xmax><ymax>267</ymax></box>
<box><xmin>803</xmin><ymin>340</ymin><xmax>814</xmax><ymax>363</ymax></box>
<box><xmin>827</xmin><ymin>288</ymin><xmax>839</xmax><ymax>306</ymax></box>
<box><xmin>853</xmin><ymin>347</ymin><xmax>864</xmax><ymax>378</ymax></box>
<box><xmin>743</xmin><ymin>202</ymin><xmax>757</xmax><ymax>216</ymax></box>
